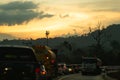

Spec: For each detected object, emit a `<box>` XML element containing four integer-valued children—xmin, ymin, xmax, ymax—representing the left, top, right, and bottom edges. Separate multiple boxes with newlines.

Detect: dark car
<box><xmin>72</xmin><ymin>64</ymin><xmax>81</xmax><ymax>73</ymax></box>
<box><xmin>66</xmin><ymin>65</ymin><xmax>75</xmax><ymax>74</ymax></box>
<box><xmin>0</xmin><ymin>45</ymin><xmax>47</xmax><ymax>80</ymax></box>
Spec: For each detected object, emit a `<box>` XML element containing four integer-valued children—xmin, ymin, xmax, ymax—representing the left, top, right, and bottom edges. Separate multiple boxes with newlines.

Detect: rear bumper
<box><xmin>81</xmin><ymin>69</ymin><xmax>101</xmax><ymax>75</ymax></box>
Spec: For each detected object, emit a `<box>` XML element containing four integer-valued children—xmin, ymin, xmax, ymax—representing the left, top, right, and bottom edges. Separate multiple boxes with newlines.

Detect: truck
<box><xmin>32</xmin><ymin>45</ymin><xmax>57</xmax><ymax>80</ymax></box>
<box><xmin>0</xmin><ymin>45</ymin><xmax>47</xmax><ymax>80</ymax></box>
<box><xmin>81</xmin><ymin>57</ymin><xmax>102</xmax><ymax>75</ymax></box>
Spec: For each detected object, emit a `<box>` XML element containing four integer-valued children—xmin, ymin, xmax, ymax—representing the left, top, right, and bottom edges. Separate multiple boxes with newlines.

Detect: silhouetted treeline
<box><xmin>54</xmin><ymin>24</ymin><xmax>120</xmax><ymax>65</ymax></box>
<box><xmin>0</xmin><ymin>24</ymin><xmax>120</xmax><ymax>65</ymax></box>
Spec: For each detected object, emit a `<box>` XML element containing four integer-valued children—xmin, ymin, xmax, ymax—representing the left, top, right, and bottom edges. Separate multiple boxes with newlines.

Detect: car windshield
<box><xmin>83</xmin><ymin>59</ymin><xmax>97</xmax><ymax>63</ymax></box>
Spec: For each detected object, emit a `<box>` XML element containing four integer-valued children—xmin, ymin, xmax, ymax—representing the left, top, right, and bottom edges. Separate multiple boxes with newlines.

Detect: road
<box><xmin>56</xmin><ymin>73</ymin><xmax>108</xmax><ymax>80</ymax></box>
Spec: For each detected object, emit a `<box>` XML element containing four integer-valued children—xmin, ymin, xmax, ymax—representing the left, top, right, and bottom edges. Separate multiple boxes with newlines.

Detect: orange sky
<box><xmin>0</xmin><ymin>0</ymin><xmax>120</xmax><ymax>40</ymax></box>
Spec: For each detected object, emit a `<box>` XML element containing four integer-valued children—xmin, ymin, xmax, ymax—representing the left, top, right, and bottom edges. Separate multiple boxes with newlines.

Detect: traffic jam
<box><xmin>0</xmin><ymin>45</ymin><xmax>119</xmax><ymax>80</ymax></box>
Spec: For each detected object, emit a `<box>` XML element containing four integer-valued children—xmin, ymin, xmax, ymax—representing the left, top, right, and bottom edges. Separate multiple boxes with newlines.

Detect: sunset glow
<box><xmin>0</xmin><ymin>0</ymin><xmax>120</xmax><ymax>40</ymax></box>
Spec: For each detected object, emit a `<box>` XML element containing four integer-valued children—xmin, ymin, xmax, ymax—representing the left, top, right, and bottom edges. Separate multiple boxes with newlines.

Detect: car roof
<box><xmin>0</xmin><ymin>45</ymin><xmax>32</xmax><ymax>49</ymax></box>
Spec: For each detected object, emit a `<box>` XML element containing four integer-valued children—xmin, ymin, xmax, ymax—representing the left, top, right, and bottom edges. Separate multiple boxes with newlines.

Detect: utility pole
<box><xmin>45</xmin><ymin>30</ymin><xmax>50</xmax><ymax>46</ymax></box>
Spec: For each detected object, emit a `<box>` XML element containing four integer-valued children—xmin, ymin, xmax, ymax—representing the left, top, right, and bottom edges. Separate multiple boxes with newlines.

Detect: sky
<box><xmin>0</xmin><ymin>0</ymin><xmax>120</xmax><ymax>40</ymax></box>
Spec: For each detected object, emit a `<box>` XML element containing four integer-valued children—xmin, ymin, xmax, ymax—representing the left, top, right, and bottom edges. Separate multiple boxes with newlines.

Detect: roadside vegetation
<box><xmin>107</xmin><ymin>70</ymin><xmax>120</xmax><ymax>80</ymax></box>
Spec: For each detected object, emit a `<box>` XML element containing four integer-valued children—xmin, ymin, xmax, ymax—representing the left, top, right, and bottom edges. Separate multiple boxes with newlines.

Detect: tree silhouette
<box><xmin>110</xmin><ymin>40</ymin><xmax>120</xmax><ymax>50</ymax></box>
<box><xmin>45</xmin><ymin>31</ymin><xmax>50</xmax><ymax>46</ymax></box>
<box><xmin>110</xmin><ymin>40</ymin><xmax>120</xmax><ymax>65</ymax></box>
<box><xmin>88</xmin><ymin>22</ymin><xmax>111</xmax><ymax>57</ymax></box>
<box><xmin>63</xmin><ymin>41</ymin><xmax>72</xmax><ymax>51</ymax></box>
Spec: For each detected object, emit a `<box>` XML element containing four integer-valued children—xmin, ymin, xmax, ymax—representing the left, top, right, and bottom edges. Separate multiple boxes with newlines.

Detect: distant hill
<box><xmin>48</xmin><ymin>24</ymin><xmax>120</xmax><ymax>48</ymax></box>
<box><xmin>0</xmin><ymin>24</ymin><xmax>120</xmax><ymax>50</ymax></box>
<box><xmin>0</xmin><ymin>33</ymin><xmax>17</xmax><ymax>41</ymax></box>
<box><xmin>104</xmin><ymin>24</ymin><xmax>120</xmax><ymax>41</ymax></box>
<box><xmin>0</xmin><ymin>24</ymin><xmax>120</xmax><ymax>64</ymax></box>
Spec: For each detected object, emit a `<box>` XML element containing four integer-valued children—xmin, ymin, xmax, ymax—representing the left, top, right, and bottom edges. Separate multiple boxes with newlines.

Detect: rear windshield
<box><xmin>82</xmin><ymin>58</ymin><xmax>97</xmax><ymax>63</ymax></box>
<box><xmin>0</xmin><ymin>47</ymin><xmax>36</xmax><ymax>62</ymax></box>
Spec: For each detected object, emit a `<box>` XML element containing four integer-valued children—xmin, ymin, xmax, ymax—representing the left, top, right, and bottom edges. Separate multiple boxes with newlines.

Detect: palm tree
<box><xmin>45</xmin><ymin>31</ymin><xmax>50</xmax><ymax>46</ymax></box>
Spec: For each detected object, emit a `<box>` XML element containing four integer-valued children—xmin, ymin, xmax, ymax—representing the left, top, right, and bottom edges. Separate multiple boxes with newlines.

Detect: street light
<box><xmin>45</xmin><ymin>30</ymin><xmax>50</xmax><ymax>46</ymax></box>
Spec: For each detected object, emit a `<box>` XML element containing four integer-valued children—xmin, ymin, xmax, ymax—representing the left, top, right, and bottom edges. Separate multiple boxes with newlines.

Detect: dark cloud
<box><xmin>0</xmin><ymin>1</ymin><xmax>38</xmax><ymax>10</ymax></box>
<box><xmin>0</xmin><ymin>1</ymin><xmax>54</xmax><ymax>26</ymax></box>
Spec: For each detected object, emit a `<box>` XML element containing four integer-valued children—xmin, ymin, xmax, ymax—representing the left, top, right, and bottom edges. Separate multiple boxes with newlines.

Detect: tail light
<box><xmin>41</xmin><ymin>71</ymin><xmax>46</xmax><ymax>75</ymax></box>
<box><xmin>51</xmin><ymin>59</ymin><xmax>55</xmax><ymax>64</ymax></box>
<box><xmin>35</xmin><ymin>68</ymin><xmax>46</xmax><ymax>75</ymax></box>
<box><xmin>35</xmin><ymin>68</ymin><xmax>40</xmax><ymax>73</ymax></box>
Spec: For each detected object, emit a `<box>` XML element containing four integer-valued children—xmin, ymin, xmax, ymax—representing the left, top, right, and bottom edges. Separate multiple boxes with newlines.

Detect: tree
<box><xmin>63</xmin><ymin>41</ymin><xmax>72</xmax><ymax>51</ymax></box>
<box><xmin>110</xmin><ymin>40</ymin><xmax>120</xmax><ymax>65</ymax></box>
<box><xmin>72</xmin><ymin>48</ymin><xmax>86</xmax><ymax>63</ymax></box>
<box><xmin>88</xmin><ymin>22</ymin><xmax>111</xmax><ymax>56</ymax></box>
<box><xmin>110</xmin><ymin>40</ymin><xmax>120</xmax><ymax>50</ymax></box>
<box><xmin>45</xmin><ymin>31</ymin><xmax>50</xmax><ymax>46</ymax></box>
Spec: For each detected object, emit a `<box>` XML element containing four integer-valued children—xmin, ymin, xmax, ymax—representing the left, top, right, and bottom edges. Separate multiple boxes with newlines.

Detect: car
<box><xmin>0</xmin><ymin>45</ymin><xmax>47</xmax><ymax>80</ymax></box>
<box><xmin>57</xmin><ymin>63</ymin><xmax>68</xmax><ymax>75</ymax></box>
<box><xmin>66</xmin><ymin>65</ymin><xmax>75</xmax><ymax>74</ymax></box>
<box><xmin>81</xmin><ymin>57</ymin><xmax>102</xmax><ymax>75</ymax></box>
<box><xmin>72</xmin><ymin>64</ymin><xmax>81</xmax><ymax>73</ymax></box>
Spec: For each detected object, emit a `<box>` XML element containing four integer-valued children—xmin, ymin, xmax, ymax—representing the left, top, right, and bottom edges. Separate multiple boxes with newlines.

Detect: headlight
<box><xmin>68</xmin><ymin>68</ymin><xmax>72</xmax><ymax>71</ymax></box>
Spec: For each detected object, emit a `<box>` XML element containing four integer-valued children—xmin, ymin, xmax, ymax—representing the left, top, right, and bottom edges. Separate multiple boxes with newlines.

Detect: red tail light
<box><xmin>35</xmin><ymin>68</ymin><xmax>40</xmax><ymax>73</ymax></box>
<box><xmin>41</xmin><ymin>71</ymin><xmax>46</xmax><ymax>75</ymax></box>
<box><xmin>51</xmin><ymin>60</ymin><xmax>55</xmax><ymax>64</ymax></box>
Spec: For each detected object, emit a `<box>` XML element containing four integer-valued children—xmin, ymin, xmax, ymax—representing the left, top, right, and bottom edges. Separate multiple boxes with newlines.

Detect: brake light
<box><xmin>41</xmin><ymin>71</ymin><xmax>46</xmax><ymax>75</ymax></box>
<box><xmin>35</xmin><ymin>68</ymin><xmax>40</xmax><ymax>73</ymax></box>
<box><xmin>51</xmin><ymin>60</ymin><xmax>55</xmax><ymax>64</ymax></box>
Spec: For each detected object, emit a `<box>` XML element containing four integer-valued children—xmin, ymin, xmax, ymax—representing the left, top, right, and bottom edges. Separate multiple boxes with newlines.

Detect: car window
<box><xmin>0</xmin><ymin>47</ymin><xmax>36</xmax><ymax>61</ymax></box>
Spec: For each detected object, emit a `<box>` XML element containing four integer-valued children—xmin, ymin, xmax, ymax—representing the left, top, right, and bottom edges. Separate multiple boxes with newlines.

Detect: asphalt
<box><xmin>107</xmin><ymin>71</ymin><xmax>120</xmax><ymax>80</ymax></box>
